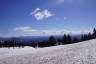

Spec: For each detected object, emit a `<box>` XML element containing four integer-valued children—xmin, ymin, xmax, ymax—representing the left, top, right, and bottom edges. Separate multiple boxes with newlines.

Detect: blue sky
<box><xmin>0</xmin><ymin>0</ymin><xmax>96</xmax><ymax>37</ymax></box>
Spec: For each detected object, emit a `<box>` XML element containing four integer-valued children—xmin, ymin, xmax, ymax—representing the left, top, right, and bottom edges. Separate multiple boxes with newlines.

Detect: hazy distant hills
<box><xmin>0</xmin><ymin>34</ymin><xmax>82</xmax><ymax>43</ymax></box>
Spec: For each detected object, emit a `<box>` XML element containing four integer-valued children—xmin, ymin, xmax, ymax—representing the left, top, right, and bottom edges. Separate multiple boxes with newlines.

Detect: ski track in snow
<box><xmin>0</xmin><ymin>39</ymin><xmax>96</xmax><ymax>64</ymax></box>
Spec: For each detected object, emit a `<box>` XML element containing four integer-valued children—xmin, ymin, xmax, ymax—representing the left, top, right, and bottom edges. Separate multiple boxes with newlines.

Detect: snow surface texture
<box><xmin>0</xmin><ymin>39</ymin><xmax>96</xmax><ymax>64</ymax></box>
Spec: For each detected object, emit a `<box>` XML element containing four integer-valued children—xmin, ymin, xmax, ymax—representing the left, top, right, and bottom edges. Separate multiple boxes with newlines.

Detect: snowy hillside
<box><xmin>0</xmin><ymin>39</ymin><xmax>96</xmax><ymax>64</ymax></box>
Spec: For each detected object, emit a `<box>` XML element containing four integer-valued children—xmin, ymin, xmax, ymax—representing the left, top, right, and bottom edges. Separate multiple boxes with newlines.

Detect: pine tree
<box><xmin>81</xmin><ymin>34</ymin><xmax>84</xmax><ymax>41</ymax></box>
<box><xmin>67</xmin><ymin>34</ymin><xmax>72</xmax><ymax>44</ymax></box>
<box><xmin>93</xmin><ymin>28</ymin><xmax>96</xmax><ymax>38</ymax></box>
<box><xmin>87</xmin><ymin>33</ymin><xmax>92</xmax><ymax>40</ymax></box>
<box><xmin>62</xmin><ymin>34</ymin><xmax>67</xmax><ymax>44</ymax></box>
<box><xmin>0</xmin><ymin>41</ymin><xmax>1</xmax><ymax>47</ymax></box>
<box><xmin>48</xmin><ymin>36</ymin><xmax>57</xmax><ymax>46</ymax></box>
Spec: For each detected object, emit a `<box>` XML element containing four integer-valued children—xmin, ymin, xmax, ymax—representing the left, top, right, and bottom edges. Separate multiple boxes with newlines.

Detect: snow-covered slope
<box><xmin>0</xmin><ymin>39</ymin><xmax>96</xmax><ymax>64</ymax></box>
<box><xmin>0</xmin><ymin>47</ymin><xmax>35</xmax><ymax>59</ymax></box>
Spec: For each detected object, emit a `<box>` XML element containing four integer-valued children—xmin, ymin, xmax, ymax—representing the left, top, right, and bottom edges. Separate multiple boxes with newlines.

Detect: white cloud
<box><xmin>43</xmin><ymin>9</ymin><xmax>53</xmax><ymax>18</ymax></box>
<box><xmin>30</xmin><ymin>8</ymin><xmax>53</xmax><ymax>20</ymax></box>
<box><xmin>14</xmin><ymin>27</ymin><xmax>33</xmax><ymax>31</ymax></box>
<box><xmin>30</xmin><ymin>8</ymin><xmax>41</xmax><ymax>15</ymax></box>
<box><xmin>34</xmin><ymin>12</ymin><xmax>45</xmax><ymax>20</ymax></box>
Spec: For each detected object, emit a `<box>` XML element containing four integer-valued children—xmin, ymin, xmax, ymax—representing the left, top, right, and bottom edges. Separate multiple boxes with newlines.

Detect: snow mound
<box><xmin>0</xmin><ymin>39</ymin><xmax>96</xmax><ymax>64</ymax></box>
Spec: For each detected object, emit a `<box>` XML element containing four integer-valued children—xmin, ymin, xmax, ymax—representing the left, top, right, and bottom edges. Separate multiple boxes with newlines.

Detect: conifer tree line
<box><xmin>0</xmin><ymin>28</ymin><xmax>96</xmax><ymax>48</ymax></box>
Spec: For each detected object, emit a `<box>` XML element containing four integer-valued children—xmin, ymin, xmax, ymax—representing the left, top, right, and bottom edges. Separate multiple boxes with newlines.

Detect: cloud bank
<box><xmin>14</xmin><ymin>27</ymin><xmax>93</xmax><ymax>36</ymax></box>
<box><xmin>14</xmin><ymin>27</ymin><xmax>34</xmax><ymax>31</ymax></box>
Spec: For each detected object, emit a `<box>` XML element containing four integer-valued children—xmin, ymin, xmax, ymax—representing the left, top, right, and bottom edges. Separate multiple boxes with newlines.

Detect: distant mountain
<box><xmin>0</xmin><ymin>34</ymin><xmax>82</xmax><ymax>43</ymax></box>
<box><xmin>0</xmin><ymin>37</ymin><xmax>11</xmax><ymax>41</ymax></box>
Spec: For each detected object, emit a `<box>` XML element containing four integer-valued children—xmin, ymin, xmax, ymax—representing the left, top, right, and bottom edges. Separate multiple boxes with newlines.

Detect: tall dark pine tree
<box><xmin>48</xmin><ymin>36</ymin><xmax>57</xmax><ymax>46</ymax></box>
<box><xmin>0</xmin><ymin>41</ymin><xmax>1</xmax><ymax>47</ymax></box>
<box><xmin>81</xmin><ymin>34</ymin><xmax>84</xmax><ymax>41</ymax></box>
<box><xmin>62</xmin><ymin>34</ymin><xmax>67</xmax><ymax>44</ymax></box>
<box><xmin>93</xmin><ymin>28</ymin><xmax>96</xmax><ymax>38</ymax></box>
<box><xmin>87</xmin><ymin>33</ymin><xmax>92</xmax><ymax>40</ymax></box>
<box><xmin>67</xmin><ymin>34</ymin><xmax>72</xmax><ymax>44</ymax></box>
